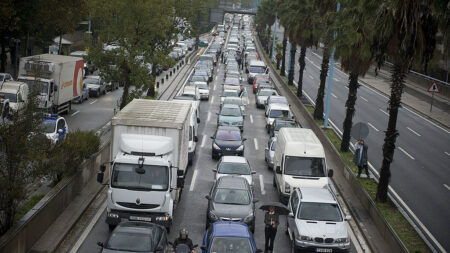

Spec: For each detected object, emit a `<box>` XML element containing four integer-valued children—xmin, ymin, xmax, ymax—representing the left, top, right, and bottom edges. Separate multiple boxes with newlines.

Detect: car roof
<box><xmin>221</xmin><ymin>156</ymin><xmax>247</xmax><ymax>163</ymax></box>
<box><xmin>217</xmin><ymin>126</ymin><xmax>240</xmax><ymax>132</ymax></box>
<box><xmin>217</xmin><ymin>176</ymin><xmax>248</xmax><ymax>190</ymax></box>
<box><xmin>115</xmin><ymin>221</ymin><xmax>162</xmax><ymax>235</ymax></box>
<box><xmin>222</xmin><ymin>103</ymin><xmax>240</xmax><ymax>109</ymax></box>
<box><xmin>268</xmin><ymin>103</ymin><xmax>290</xmax><ymax>110</ymax></box>
<box><xmin>212</xmin><ymin>221</ymin><xmax>251</xmax><ymax>238</ymax></box>
<box><xmin>297</xmin><ymin>187</ymin><xmax>337</xmax><ymax>204</ymax></box>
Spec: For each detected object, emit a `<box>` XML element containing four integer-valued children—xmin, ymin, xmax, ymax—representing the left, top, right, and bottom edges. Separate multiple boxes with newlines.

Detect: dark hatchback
<box><xmin>211</xmin><ymin>126</ymin><xmax>246</xmax><ymax>159</ymax></box>
<box><xmin>97</xmin><ymin>221</ymin><xmax>168</xmax><ymax>253</ymax></box>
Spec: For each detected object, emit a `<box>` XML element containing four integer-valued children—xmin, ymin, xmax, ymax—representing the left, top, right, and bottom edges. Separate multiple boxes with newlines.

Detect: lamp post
<box><xmin>323</xmin><ymin>2</ymin><xmax>340</xmax><ymax>128</ymax></box>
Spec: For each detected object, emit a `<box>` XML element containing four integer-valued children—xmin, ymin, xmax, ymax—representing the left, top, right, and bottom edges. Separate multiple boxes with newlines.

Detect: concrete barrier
<box><xmin>0</xmin><ymin>141</ymin><xmax>111</xmax><ymax>253</ymax></box>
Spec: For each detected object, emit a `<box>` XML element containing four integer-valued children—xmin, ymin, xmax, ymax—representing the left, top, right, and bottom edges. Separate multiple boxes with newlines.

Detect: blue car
<box><xmin>201</xmin><ymin>221</ymin><xmax>262</xmax><ymax>253</ymax></box>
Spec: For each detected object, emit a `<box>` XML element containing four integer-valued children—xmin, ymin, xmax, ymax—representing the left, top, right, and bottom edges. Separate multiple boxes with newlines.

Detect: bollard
<box><xmin>157</xmin><ymin>82</ymin><xmax>160</xmax><ymax>88</ymax></box>
<box><xmin>166</xmin><ymin>75</ymin><xmax>168</xmax><ymax>80</ymax></box>
<box><xmin>177</xmin><ymin>65</ymin><xmax>179</xmax><ymax>70</ymax></box>
<box><xmin>170</xmin><ymin>71</ymin><xmax>172</xmax><ymax>76</ymax></box>
<box><xmin>161</xmin><ymin>78</ymin><xmax>164</xmax><ymax>84</ymax></box>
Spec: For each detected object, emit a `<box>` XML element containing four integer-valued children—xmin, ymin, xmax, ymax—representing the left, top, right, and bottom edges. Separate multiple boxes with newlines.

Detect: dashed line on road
<box><xmin>359</xmin><ymin>96</ymin><xmax>368</xmax><ymax>102</ymax></box>
<box><xmin>379</xmin><ymin>108</ymin><xmax>389</xmax><ymax>116</ymax></box>
<box><xmin>253</xmin><ymin>138</ymin><xmax>259</xmax><ymax>150</ymax></box>
<box><xmin>215</xmin><ymin>76</ymin><xmax>217</xmax><ymax>81</ymax></box>
<box><xmin>308</xmin><ymin>75</ymin><xmax>314</xmax><ymax>80</ymax></box>
<box><xmin>250</xmin><ymin>114</ymin><xmax>254</xmax><ymax>124</ymax></box>
<box><xmin>445</xmin><ymin>151</ymin><xmax>450</xmax><ymax>156</ymax></box>
<box><xmin>210</xmin><ymin>96</ymin><xmax>214</xmax><ymax>104</ymax></box>
<box><xmin>259</xmin><ymin>175</ymin><xmax>266</xmax><ymax>195</ymax></box>
<box><xmin>207</xmin><ymin>112</ymin><xmax>211</xmax><ymax>121</ymax></box>
<box><xmin>407</xmin><ymin>127</ymin><xmax>421</xmax><ymax>137</ymax></box>
<box><xmin>70</xmin><ymin>110</ymin><xmax>79</xmax><ymax>116</ymax></box>
<box><xmin>444</xmin><ymin>184</ymin><xmax>450</xmax><ymax>191</ymax></box>
<box><xmin>189</xmin><ymin>169</ymin><xmax>198</xmax><ymax>192</ymax></box>
<box><xmin>89</xmin><ymin>99</ymin><xmax>98</xmax><ymax>105</ymax></box>
<box><xmin>200</xmin><ymin>135</ymin><xmax>206</xmax><ymax>148</ymax></box>
<box><xmin>398</xmin><ymin>147</ymin><xmax>415</xmax><ymax>160</ymax></box>
<box><xmin>331</xmin><ymin>93</ymin><xmax>337</xmax><ymax>99</ymax></box>
<box><xmin>333</xmin><ymin>78</ymin><xmax>339</xmax><ymax>82</ymax></box>
<box><xmin>367</xmin><ymin>122</ymin><xmax>379</xmax><ymax>132</ymax></box>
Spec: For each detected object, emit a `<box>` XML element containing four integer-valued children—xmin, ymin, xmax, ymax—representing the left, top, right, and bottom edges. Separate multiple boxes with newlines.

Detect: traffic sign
<box><xmin>427</xmin><ymin>82</ymin><xmax>440</xmax><ymax>93</ymax></box>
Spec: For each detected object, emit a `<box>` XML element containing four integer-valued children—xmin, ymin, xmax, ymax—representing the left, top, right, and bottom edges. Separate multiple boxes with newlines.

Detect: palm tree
<box><xmin>280</xmin><ymin>30</ymin><xmax>287</xmax><ymax>76</ymax></box>
<box><xmin>373</xmin><ymin>0</ymin><xmax>438</xmax><ymax>202</ymax></box>
<box><xmin>255</xmin><ymin>0</ymin><xmax>276</xmax><ymax>51</ymax></box>
<box><xmin>278</xmin><ymin>0</ymin><xmax>298</xmax><ymax>86</ymax></box>
<box><xmin>334</xmin><ymin>0</ymin><xmax>376</xmax><ymax>152</ymax></box>
<box><xmin>275</xmin><ymin>43</ymin><xmax>283</xmax><ymax>69</ymax></box>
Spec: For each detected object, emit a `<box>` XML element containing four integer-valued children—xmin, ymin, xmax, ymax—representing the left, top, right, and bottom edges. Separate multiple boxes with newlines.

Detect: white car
<box><xmin>256</xmin><ymin>88</ymin><xmax>278</xmax><ymax>108</ymax></box>
<box><xmin>287</xmin><ymin>187</ymin><xmax>351</xmax><ymax>252</ymax></box>
<box><xmin>41</xmin><ymin>114</ymin><xmax>69</xmax><ymax>144</ymax></box>
<box><xmin>265</xmin><ymin>103</ymin><xmax>293</xmax><ymax>131</ymax></box>
<box><xmin>192</xmin><ymin>81</ymin><xmax>209</xmax><ymax>100</ymax></box>
<box><xmin>213</xmin><ymin>156</ymin><xmax>256</xmax><ymax>188</ymax></box>
<box><xmin>265</xmin><ymin>136</ymin><xmax>276</xmax><ymax>169</ymax></box>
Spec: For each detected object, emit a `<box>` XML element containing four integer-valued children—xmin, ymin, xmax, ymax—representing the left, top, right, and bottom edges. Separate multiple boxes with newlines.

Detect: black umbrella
<box><xmin>259</xmin><ymin>202</ymin><xmax>290</xmax><ymax>215</ymax></box>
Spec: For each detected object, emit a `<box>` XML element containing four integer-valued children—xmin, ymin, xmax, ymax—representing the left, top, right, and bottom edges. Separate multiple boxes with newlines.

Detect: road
<box><xmin>273</xmin><ymin>25</ymin><xmax>450</xmax><ymax>251</ymax></box>
<box><xmin>69</xmin><ymin>38</ymin><xmax>360</xmax><ymax>253</ymax></box>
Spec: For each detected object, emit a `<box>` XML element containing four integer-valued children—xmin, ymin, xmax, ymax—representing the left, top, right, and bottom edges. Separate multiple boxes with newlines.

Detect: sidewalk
<box><xmin>358</xmin><ymin>65</ymin><xmax>450</xmax><ymax>129</ymax></box>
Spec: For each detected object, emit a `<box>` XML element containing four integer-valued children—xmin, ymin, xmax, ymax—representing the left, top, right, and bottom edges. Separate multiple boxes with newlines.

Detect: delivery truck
<box><xmin>0</xmin><ymin>81</ymin><xmax>29</xmax><ymax>113</ymax></box>
<box><xmin>18</xmin><ymin>54</ymin><xmax>84</xmax><ymax>114</ymax></box>
<box><xmin>96</xmin><ymin>99</ymin><xmax>191</xmax><ymax>231</ymax></box>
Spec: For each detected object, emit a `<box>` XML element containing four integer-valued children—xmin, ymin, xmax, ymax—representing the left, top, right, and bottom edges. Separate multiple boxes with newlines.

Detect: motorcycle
<box><xmin>169</xmin><ymin>242</ymin><xmax>198</xmax><ymax>253</ymax></box>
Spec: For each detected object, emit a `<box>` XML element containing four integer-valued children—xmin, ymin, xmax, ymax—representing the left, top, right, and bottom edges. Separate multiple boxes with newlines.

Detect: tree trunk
<box><xmin>340</xmin><ymin>72</ymin><xmax>360</xmax><ymax>151</ymax></box>
<box><xmin>280</xmin><ymin>31</ymin><xmax>287</xmax><ymax>76</ymax></box>
<box><xmin>58</xmin><ymin>32</ymin><xmax>63</xmax><ymax>55</ymax></box>
<box><xmin>0</xmin><ymin>33</ymin><xmax>6</xmax><ymax>73</ymax></box>
<box><xmin>276</xmin><ymin>58</ymin><xmax>280</xmax><ymax>69</ymax></box>
<box><xmin>119</xmin><ymin>60</ymin><xmax>130</xmax><ymax>110</ymax></box>
<box><xmin>288</xmin><ymin>43</ymin><xmax>296</xmax><ymax>86</ymax></box>
<box><xmin>376</xmin><ymin>64</ymin><xmax>404</xmax><ymax>202</ymax></box>
<box><xmin>314</xmin><ymin>37</ymin><xmax>331</xmax><ymax>120</ymax></box>
<box><xmin>296</xmin><ymin>47</ymin><xmax>306</xmax><ymax>98</ymax></box>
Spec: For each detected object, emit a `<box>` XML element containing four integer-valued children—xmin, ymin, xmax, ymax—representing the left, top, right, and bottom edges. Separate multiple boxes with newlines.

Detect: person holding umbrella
<box><xmin>264</xmin><ymin>206</ymin><xmax>279</xmax><ymax>253</ymax></box>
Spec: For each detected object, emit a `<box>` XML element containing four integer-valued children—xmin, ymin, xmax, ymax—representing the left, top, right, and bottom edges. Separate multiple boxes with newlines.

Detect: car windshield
<box><xmin>223</xmin><ymin>91</ymin><xmax>238</xmax><ymax>97</ymax></box>
<box><xmin>210</xmin><ymin>237</ymin><xmax>252</xmax><ymax>253</ymax></box>
<box><xmin>269</xmin><ymin>109</ymin><xmax>292</xmax><ymax>119</ymax></box>
<box><xmin>270</xmin><ymin>141</ymin><xmax>276</xmax><ymax>151</ymax></box>
<box><xmin>221</xmin><ymin>107</ymin><xmax>241</xmax><ymax>116</ymax></box>
<box><xmin>274</xmin><ymin>121</ymin><xmax>296</xmax><ymax>131</ymax></box>
<box><xmin>191</xmin><ymin>76</ymin><xmax>205</xmax><ymax>82</ymax></box>
<box><xmin>106</xmin><ymin>231</ymin><xmax>153</xmax><ymax>252</ymax></box>
<box><xmin>258</xmin><ymin>90</ymin><xmax>276</xmax><ymax>96</ymax></box>
<box><xmin>224</xmin><ymin>98</ymin><xmax>243</xmax><ymax>106</ymax></box>
<box><xmin>249</xmin><ymin>66</ymin><xmax>265</xmax><ymax>73</ymax></box>
<box><xmin>0</xmin><ymin>92</ymin><xmax>16</xmax><ymax>102</ymax></box>
<box><xmin>298</xmin><ymin>202</ymin><xmax>343</xmax><ymax>222</ymax></box>
<box><xmin>112</xmin><ymin>163</ymin><xmax>169</xmax><ymax>191</ymax></box>
<box><xmin>40</xmin><ymin>119</ymin><xmax>56</xmax><ymax>133</ymax></box>
<box><xmin>270</xmin><ymin>97</ymin><xmax>288</xmax><ymax>105</ymax></box>
<box><xmin>218</xmin><ymin>162</ymin><xmax>250</xmax><ymax>175</ymax></box>
<box><xmin>216</xmin><ymin>130</ymin><xmax>241</xmax><ymax>141</ymax></box>
<box><xmin>196</xmin><ymin>83</ymin><xmax>208</xmax><ymax>89</ymax></box>
<box><xmin>284</xmin><ymin>157</ymin><xmax>326</xmax><ymax>177</ymax></box>
<box><xmin>0</xmin><ymin>76</ymin><xmax>3</xmax><ymax>81</ymax></box>
<box><xmin>83</xmin><ymin>78</ymin><xmax>100</xmax><ymax>85</ymax></box>
<box><xmin>214</xmin><ymin>188</ymin><xmax>250</xmax><ymax>205</ymax></box>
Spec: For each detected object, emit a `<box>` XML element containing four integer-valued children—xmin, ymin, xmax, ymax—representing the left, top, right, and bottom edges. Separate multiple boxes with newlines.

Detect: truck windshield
<box><xmin>112</xmin><ymin>163</ymin><xmax>169</xmax><ymax>191</ymax></box>
<box><xmin>0</xmin><ymin>92</ymin><xmax>17</xmax><ymax>102</ymax></box>
<box><xmin>284</xmin><ymin>157</ymin><xmax>326</xmax><ymax>177</ymax></box>
<box><xmin>20</xmin><ymin>79</ymin><xmax>49</xmax><ymax>95</ymax></box>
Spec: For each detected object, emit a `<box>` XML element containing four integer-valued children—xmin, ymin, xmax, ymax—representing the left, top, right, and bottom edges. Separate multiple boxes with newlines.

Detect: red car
<box><xmin>253</xmin><ymin>76</ymin><xmax>271</xmax><ymax>93</ymax></box>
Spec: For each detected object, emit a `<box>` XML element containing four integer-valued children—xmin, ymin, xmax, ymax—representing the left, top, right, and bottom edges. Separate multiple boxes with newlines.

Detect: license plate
<box><xmin>316</xmin><ymin>249</ymin><xmax>332</xmax><ymax>253</ymax></box>
<box><xmin>129</xmin><ymin>216</ymin><xmax>151</xmax><ymax>222</ymax></box>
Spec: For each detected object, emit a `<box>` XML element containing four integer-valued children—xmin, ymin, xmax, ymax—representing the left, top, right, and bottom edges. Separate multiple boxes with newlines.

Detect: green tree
<box><xmin>0</xmin><ymin>0</ymin><xmax>17</xmax><ymax>72</ymax></box>
<box><xmin>373</xmin><ymin>0</ymin><xmax>438</xmax><ymax>202</ymax></box>
<box><xmin>280</xmin><ymin>30</ymin><xmax>287</xmax><ymax>76</ymax></box>
<box><xmin>278</xmin><ymin>0</ymin><xmax>298</xmax><ymax>86</ymax></box>
<box><xmin>334</xmin><ymin>0</ymin><xmax>376</xmax><ymax>152</ymax></box>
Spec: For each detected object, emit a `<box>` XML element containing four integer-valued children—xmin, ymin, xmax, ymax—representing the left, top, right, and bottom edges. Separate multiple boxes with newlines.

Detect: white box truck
<box><xmin>18</xmin><ymin>54</ymin><xmax>84</xmax><ymax>114</ymax></box>
<box><xmin>96</xmin><ymin>99</ymin><xmax>191</xmax><ymax>231</ymax></box>
<box><xmin>273</xmin><ymin>128</ymin><xmax>334</xmax><ymax>203</ymax></box>
<box><xmin>0</xmin><ymin>81</ymin><xmax>29</xmax><ymax>113</ymax></box>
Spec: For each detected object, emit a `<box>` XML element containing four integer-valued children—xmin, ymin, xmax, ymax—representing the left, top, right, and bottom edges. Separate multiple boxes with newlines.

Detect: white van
<box><xmin>273</xmin><ymin>128</ymin><xmax>333</xmax><ymax>203</ymax></box>
<box><xmin>183</xmin><ymin>86</ymin><xmax>200</xmax><ymax>101</ymax></box>
<box><xmin>247</xmin><ymin>60</ymin><xmax>268</xmax><ymax>84</ymax></box>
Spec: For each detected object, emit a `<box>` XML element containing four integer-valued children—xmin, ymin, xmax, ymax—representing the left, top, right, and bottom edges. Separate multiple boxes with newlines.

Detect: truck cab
<box><xmin>0</xmin><ymin>98</ymin><xmax>10</xmax><ymax>125</ymax></box>
<box><xmin>0</xmin><ymin>81</ymin><xmax>29</xmax><ymax>113</ymax></box>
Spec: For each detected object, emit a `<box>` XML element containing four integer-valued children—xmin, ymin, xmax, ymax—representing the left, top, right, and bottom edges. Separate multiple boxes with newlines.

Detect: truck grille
<box><xmin>117</xmin><ymin>202</ymin><xmax>160</xmax><ymax>209</ymax></box>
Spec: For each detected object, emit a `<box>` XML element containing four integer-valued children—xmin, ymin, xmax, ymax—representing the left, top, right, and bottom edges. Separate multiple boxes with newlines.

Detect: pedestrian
<box><xmin>221</xmin><ymin>51</ymin><xmax>224</xmax><ymax>63</ymax></box>
<box><xmin>353</xmin><ymin>140</ymin><xmax>370</xmax><ymax>178</ymax></box>
<box><xmin>264</xmin><ymin>206</ymin><xmax>279</xmax><ymax>253</ymax></box>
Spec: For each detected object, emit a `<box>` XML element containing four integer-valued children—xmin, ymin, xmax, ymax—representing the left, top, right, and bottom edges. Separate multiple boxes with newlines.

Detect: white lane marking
<box><xmin>398</xmin><ymin>147</ymin><xmax>415</xmax><ymax>160</ymax></box>
<box><xmin>444</xmin><ymin>184</ymin><xmax>450</xmax><ymax>191</ymax></box>
<box><xmin>250</xmin><ymin>114</ymin><xmax>254</xmax><ymax>124</ymax></box>
<box><xmin>189</xmin><ymin>169</ymin><xmax>199</xmax><ymax>191</ymax></box>
<box><xmin>345</xmin><ymin>222</ymin><xmax>364</xmax><ymax>253</ymax></box>
<box><xmin>331</xmin><ymin>93</ymin><xmax>337</xmax><ymax>99</ymax></box>
<box><xmin>407</xmin><ymin>127</ymin><xmax>421</xmax><ymax>137</ymax></box>
<box><xmin>89</xmin><ymin>99</ymin><xmax>98</xmax><ymax>104</ymax></box>
<box><xmin>333</xmin><ymin>78</ymin><xmax>339</xmax><ymax>82</ymax></box>
<box><xmin>254</xmin><ymin>138</ymin><xmax>259</xmax><ymax>150</ymax></box>
<box><xmin>259</xmin><ymin>175</ymin><xmax>266</xmax><ymax>195</ymax></box>
<box><xmin>69</xmin><ymin>201</ymin><xmax>107</xmax><ymax>253</ymax></box>
<box><xmin>445</xmin><ymin>151</ymin><xmax>450</xmax><ymax>156</ymax></box>
<box><xmin>210</xmin><ymin>96</ymin><xmax>215</xmax><ymax>104</ymax></box>
<box><xmin>305</xmin><ymin>57</ymin><xmax>321</xmax><ymax>69</ymax></box>
<box><xmin>344</xmin><ymin>85</ymin><xmax>349</xmax><ymax>89</ymax></box>
<box><xmin>359</xmin><ymin>96</ymin><xmax>368</xmax><ymax>102</ymax></box>
<box><xmin>329</xmin><ymin>119</ymin><xmax>343</xmax><ymax>136</ymax></box>
<box><xmin>308</xmin><ymin>75</ymin><xmax>314</xmax><ymax>80</ymax></box>
<box><xmin>215</xmin><ymin>76</ymin><xmax>217</xmax><ymax>81</ymax></box>
<box><xmin>379</xmin><ymin>108</ymin><xmax>389</xmax><ymax>116</ymax></box>
<box><xmin>201</xmin><ymin>135</ymin><xmax>206</xmax><ymax>148</ymax></box>
<box><xmin>207</xmin><ymin>112</ymin><xmax>211</xmax><ymax>121</ymax></box>
<box><xmin>367</xmin><ymin>122</ymin><xmax>380</xmax><ymax>132</ymax></box>
<box><xmin>367</xmin><ymin>162</ymin><xmax>446</xmax><ymax>252</ymax></box>
<box><xmin>401</xmin><ymin>106</ymin><xmax>450</xmax><ymax>134</ymax></box>
<box><xmin>71</xmin><ymin>110</ymin><xmax>79</xmax><ymax>116</ymax></box>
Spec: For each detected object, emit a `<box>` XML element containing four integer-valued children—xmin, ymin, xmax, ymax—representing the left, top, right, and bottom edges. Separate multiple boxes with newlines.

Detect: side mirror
<box><xmin>201</xmin><ymin>246</ymin><xmax>207</xmax><ymax>251</ymax></box>
<box><xmin>54</xmin><ymin>86</ymin><xmax>58</xmax><ymax>92</ymax></box>
<box><xmin>345</xmin><ymin>215</ymin><xmax>352</xmax><ymax>221</ymax></box>
<box><xmin>253</xmin><ymin>198</ymin><xmax>259</xmax><ymax>203</ymax></box>
<box><xmin>251</xmin><ymin>171</ymin><xmax>256</xmax><ymax>174</ymax></box>
<box><xmin>328</xmin><ymin>169</ymin><xmax>334</xmax><ymax>178</ymax></box>
<box><xmin>177</xmin><ymin>178</ymin><xmax>184</xmax><ymax>188</ymax></box>
<box><xmin>275</xmin><ymin>166</ymin><xmax>282</xmax><ymax>174</ymax></box>
<box><xmin>205</xmin><ymin>195</ymin><xmax>211</xmax><ymax>200</ymax></box>
<box><xmin>197</xmin><ymin>118</ymin><xmax>200</xmax><ymax>123</ymax></box>
<box><xmin>96</xmin><ymin>171</ymin><xmax>104</xmax><ymax>184</ymax></box>
<box><xmin>210</xmin><ymin>136</ymin><xmax>215</xmax><ymax>139</ymax></box>
<box><xmin>212</xmin><ymin>169</ymin><xmax>217</xmax><ymax>172</ymax></box>
<box><xmin>177</xmin><ymin>169</ymin><xmax>184</xmax><ymax>177</ymax></box>
<box><xmin>288</xmin><ymin>212</ymin><xmax>294</xmax><ymax>218</ymax></box>
<box><xmin>155</xmin><ymin>245</ymin><xmax>164</xmax><ymax>251</ymax></box>
<box><xmin>242</xmin><ymin>138</ymin><xmax>247</xmax><ymax>141</ymax></box>
<box><xmin>194</xmin><ymin>136</ymin><xmax>199</xmax><ymax>142</ymax></box>
<box><xmin>100</xmin><ymin>164</ymin><xmax>106</xmax><ymax>172</ymax></box>
<box><xmin>97</xmin><ymin>242</ymin><xmax>104</xmax><ymax>247</ymax></box>
<box><xmin>256</xmin><ymin>250</ymin><xmax>263</xmax><ymax>253</ymax></box>
<box><xmin>58</xmin><ymin>129</ymin><xmax>63</xmax><ymax>133</ymax></box>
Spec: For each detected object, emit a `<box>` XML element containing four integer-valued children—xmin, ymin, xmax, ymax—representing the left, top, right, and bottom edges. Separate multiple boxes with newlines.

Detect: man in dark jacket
<box><xmin>173</xmin><ymin>228</ymin><xmax>195</xmax><ymax>252</ymax></box>
<box><xmin>353</xmin><ymin>140</ymin><xmax>370</xmax><ymax>178</ymax></box>
<box><xmin>264</xmin><ymin>206</ymin><xmax>279</xmax><ymax>253</ymax></box>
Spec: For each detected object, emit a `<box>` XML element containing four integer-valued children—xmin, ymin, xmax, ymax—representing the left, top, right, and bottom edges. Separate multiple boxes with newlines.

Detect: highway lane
<box><xmin>274</xmin><ymin>25</ymin><xmax>450</xmax><ymax>250</ymax></box>
<box><xmin>71</xmin><ymin>49</ymin><xmax>359</xmax><ymax>253</ymax></box>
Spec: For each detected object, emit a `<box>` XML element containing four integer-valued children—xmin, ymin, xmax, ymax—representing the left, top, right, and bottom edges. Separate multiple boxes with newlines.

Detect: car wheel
<box><xmin>103</xmin><ymin>89</ymin><xmax>106</xmax><ymax>95</ymax></box>
<box><xmin>108</xmin><ymin>224</ymin><xmax>116</xmax><ymax>231</ymax></box>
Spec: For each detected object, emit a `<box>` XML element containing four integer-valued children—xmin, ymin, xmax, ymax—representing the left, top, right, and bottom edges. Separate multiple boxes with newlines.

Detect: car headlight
<box><xmin>218</xmin><ymin>120</ymin><xmax>224</xmax><ymax>125</ymax></box>
<box><xmin>297</xmin><ymin>235</ymin><xmax>313</xmax><ymax>241</ymax></box>
<box><xmin>209</xmin><ymin>211</ymin><xmax>218</xmax><ymax>221</ymax></box>
<box><xmin>243</xmin><ymin>213</ymin><xmax>254</xmax><ymax>223</ymax></box>
<box><xmin>285</xmin><ymin>182</ymin><xmax>291</xmax><ymax>193</ymax></box>
<box><xmin>236</xmin><ymin>145</ymin><xmax>244</xmax><ymax>151</ymax></box>
<box><xmin>213</xmin><ymin>143</ymin><xmax>220</xmax><ymax>150</ymax></box>
<box><xmin>335</xmin><ymin>237</ymin><xmax>349</xmax><ymax>243</ymax></box>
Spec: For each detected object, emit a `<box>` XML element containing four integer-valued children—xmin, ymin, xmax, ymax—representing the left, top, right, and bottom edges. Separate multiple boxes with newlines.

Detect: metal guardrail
<box><xmin>384</xmin><ymin>61</ymin><xmax>449</xmax><ymax>87</ymax></box>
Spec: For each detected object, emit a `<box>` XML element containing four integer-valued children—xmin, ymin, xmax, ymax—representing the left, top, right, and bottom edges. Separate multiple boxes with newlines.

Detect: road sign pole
<box><xmin>430</xmin><ymin>92</ymin><xmax>434</xmax><ymax>112</ymax></box>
